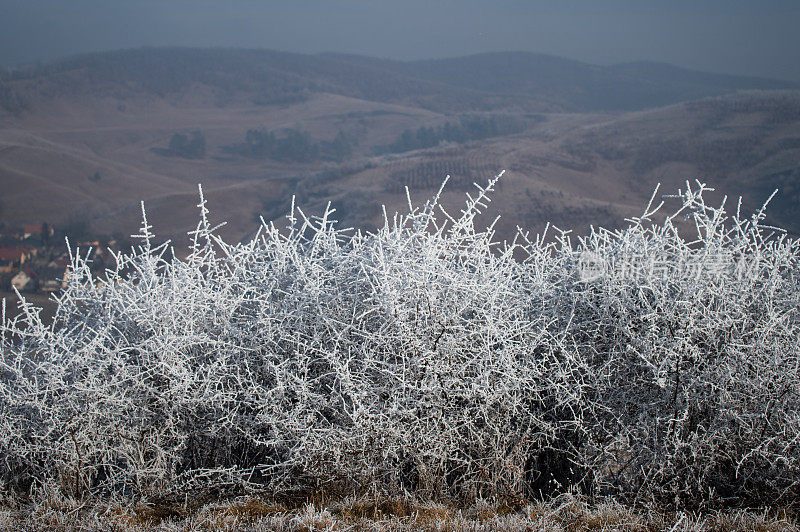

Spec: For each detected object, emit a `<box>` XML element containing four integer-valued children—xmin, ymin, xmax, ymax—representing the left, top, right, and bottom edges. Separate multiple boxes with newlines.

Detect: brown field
<box><xmin>4</xmin><ymin>92</ymin><xmax>799</xmax><ymax>247</ymax></box>
<box><xmin>1</xmin><ymin>493</ymin><xmax>797</xmax><ymax>531</ymax></box>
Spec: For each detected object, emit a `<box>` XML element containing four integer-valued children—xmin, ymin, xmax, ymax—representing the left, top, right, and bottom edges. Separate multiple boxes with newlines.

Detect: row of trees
<box><xmin>150</xmin><ymin>131</ymin><xmax>207</xmax><ymax>159</ymax></box>
<box><xmin>147</xmin><ymin>114</ymin><xmax>539</xmax><ymax>164</ymax></box>
<box><xmin>149</xmin><ymin>127</ymin><xmax>357</xmax><ymax>163</ymax></box>
<box><xmin>385</xmin><ymin>157</ymin><xmax>501</xmax><ymax>193</ymax></box>
<box><xmin>224</xmin><ymin>128</ymin><xmax>352</xmax><ymax>163</ymax></box>
<box><xmin>381</xmin><ymin>114</ymin><xmax>529</xmax><ymax>154</ymax></box>
<box><xmin>168</xmin><ymin>131</ymin><xmax>206</xmax><ymax>159</ymax></box>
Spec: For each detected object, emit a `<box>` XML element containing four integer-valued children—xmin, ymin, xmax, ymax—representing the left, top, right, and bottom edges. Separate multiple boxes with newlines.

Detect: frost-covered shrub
<box><xmin>0</xmin><ymin>175</ymin><xmax>798</xmax><ymax>510</ymax></box>
<box><xmin>570</xmin><ymin>185</ymin><xmax>800</xmax><ymax>508</ymax></box>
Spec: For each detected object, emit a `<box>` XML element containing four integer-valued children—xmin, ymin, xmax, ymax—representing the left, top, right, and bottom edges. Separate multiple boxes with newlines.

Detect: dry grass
<box><xmin>1</xmin><ymin>494</ymin><xmax>797</xmax><ymax>531</ymax></box>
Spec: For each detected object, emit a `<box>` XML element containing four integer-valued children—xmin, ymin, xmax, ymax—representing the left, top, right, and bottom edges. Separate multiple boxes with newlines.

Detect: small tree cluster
<box><xmin>382</xmin><ymin>114</ymin><xmax>528</xmax><ymax>154</ymax></box>
<box><xmin>0</xmin><ymin>175</ymin><xmax>798</xmax><ymax>510</ymax></box>
<box><xmin>226</xmin><ymin>128</ymin><xmax>353</xmax><ymax>163</ymax></box>
<box><xmin>156</xmin><ymin>131</ymin><xmax>206</xmax><ymax>159</ymax></box>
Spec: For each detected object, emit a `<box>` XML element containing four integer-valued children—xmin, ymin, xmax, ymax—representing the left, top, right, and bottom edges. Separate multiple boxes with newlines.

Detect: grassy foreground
<box><xmin>1</xmin><ymin>494</ymin><xmax>797</xmax><ymax>531</ymax></box>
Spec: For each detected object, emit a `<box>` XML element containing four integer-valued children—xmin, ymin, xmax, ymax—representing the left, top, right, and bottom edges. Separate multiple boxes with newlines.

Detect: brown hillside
<box><xmin>1</xmin><ymin>49</ymin><xmax>799</xmax><ymax>247</ymax></box>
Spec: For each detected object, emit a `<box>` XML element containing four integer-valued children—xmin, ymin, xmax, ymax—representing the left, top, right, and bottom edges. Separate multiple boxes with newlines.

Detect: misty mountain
<box><xmin>3</xmin><ymin>48</ymin><xmax>797</xmax><ymax>116</ymax></box>
<box><xmin>397</xmin><ymin>53</ymin><xmax>798</xmax><ymax>110</ymax></box>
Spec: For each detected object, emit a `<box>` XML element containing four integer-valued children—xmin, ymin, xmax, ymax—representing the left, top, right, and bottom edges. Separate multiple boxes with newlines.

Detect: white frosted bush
<box><xmin>1</xmin><ymin>174</ymin><xmax>798</xmax><ymax>510</ymax></box>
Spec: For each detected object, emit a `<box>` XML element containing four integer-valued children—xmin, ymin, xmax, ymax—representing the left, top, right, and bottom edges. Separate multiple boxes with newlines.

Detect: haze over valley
<box><xmin>1</xmin><ymin>47</ymin><xmax>799</xmax><ymax>249</ymax></box>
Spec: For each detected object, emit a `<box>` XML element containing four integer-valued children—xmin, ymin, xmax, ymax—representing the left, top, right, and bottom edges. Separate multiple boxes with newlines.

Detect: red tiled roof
<box><xmin>0</xmin><ymin>247</ymin><xmax>29</xmax><ymax>261</ymax></box>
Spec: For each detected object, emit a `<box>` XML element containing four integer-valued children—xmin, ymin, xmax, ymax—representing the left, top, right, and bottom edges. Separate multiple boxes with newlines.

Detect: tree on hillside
<box><xmin>383</xmin><ymin>114</ymin><xmax>528</xmax><ymax>154</ymax></box>
<box><xmin>41</xmin><ymin>223</ymin><xmax>51</xmax><ymax>247</ymax></box>
<box><xmin>272</xmin><ymin>128</ymin><xmax>317</xmax><ymax>162</ymax></box>
<box><xmin>166</xmin><ymin>130</ymin><xmax>206</xmax><ymax>159</ymax></box>
<box><xmin>225</xmin><ymin>127</ymin><xmax>319</xmax><ymax>162</ymax></box>
<box><xmin>331</xmin><ymin>131</ymin><xmax>352</xmax><ymax>161</ymax></box>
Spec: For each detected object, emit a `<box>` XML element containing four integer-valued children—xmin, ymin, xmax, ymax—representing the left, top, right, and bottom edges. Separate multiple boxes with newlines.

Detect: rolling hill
<box><xmin>3</xmin><ymin>48</ymin><xmax>796</xmax><ymax>115</ymax></box>
<box><xmin>1</xmin><ymin>47</ymin><xmax>799</xmax><ymax>249</ymax></box>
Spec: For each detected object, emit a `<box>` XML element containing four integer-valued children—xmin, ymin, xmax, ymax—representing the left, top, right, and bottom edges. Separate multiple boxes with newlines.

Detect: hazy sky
<box><xmin>2</xmin><ymin>0</ymin><xmax>800</xmax><ymax>81</ymax></box>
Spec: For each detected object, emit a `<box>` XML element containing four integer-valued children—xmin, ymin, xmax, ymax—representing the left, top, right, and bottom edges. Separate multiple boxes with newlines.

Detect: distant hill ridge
<box><xmin>2</xmin><ymin>46</ymin><xmax>799</xmax><ymax>247</ymax></box>
<box><xmin>2</xmin><ymin>47</ymin><xmax>797</xmax><ymax>114</ymax></box>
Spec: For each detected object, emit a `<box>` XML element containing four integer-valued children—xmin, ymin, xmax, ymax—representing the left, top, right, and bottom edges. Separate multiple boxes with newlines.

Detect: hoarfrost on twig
<box><xmin>0</xmin><ymin>174</ymin><xmax>798</xmax><ymax>511</ymax></box>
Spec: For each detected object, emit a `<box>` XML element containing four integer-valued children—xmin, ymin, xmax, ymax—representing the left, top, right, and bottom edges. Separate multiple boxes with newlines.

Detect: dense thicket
<box><xmin>1</xmin><ymin>175</ymin><xmax>798</xmax><ymax>510</ymax></box>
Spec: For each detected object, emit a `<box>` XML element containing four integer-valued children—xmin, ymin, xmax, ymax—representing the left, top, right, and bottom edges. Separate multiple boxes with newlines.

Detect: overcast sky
<box><xmin>2</xmin><ymin>0</ymin><xmax>799</xmax><ymax>81</ymax></box>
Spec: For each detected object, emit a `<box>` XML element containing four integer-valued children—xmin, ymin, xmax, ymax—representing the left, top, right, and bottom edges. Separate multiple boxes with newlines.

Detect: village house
<box><xmin>11</xmin><ymin>268</ymin><xmax>38</xmax><ymax>292</ymax></box>
<box><xmin>22</xmin><ymin>223</ymin><xmax>54</xmax><ymax>241</ymax></box>
<box><xmin>38</xmin><ymin>264</ymin><xmax>69</xmax><ymax>291</ymax></box>
<box><xmin>23</xmin><ymin>225</ymin><xmax>41</xmax><ymax>239</ymax></box>
<box><xmin>40</xmin><ymin>279</ymin><xmax>64</xmax><ymax>292</ymax></box>
<box><xmin>0</xmin><ymin>232</ymin><xmax>114</xmax><ymax>296</ymax></box>
<box><xmin>0</xmin><ymin>246</ymin><xmax>33</xmax><ymax>273</ymax></box>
